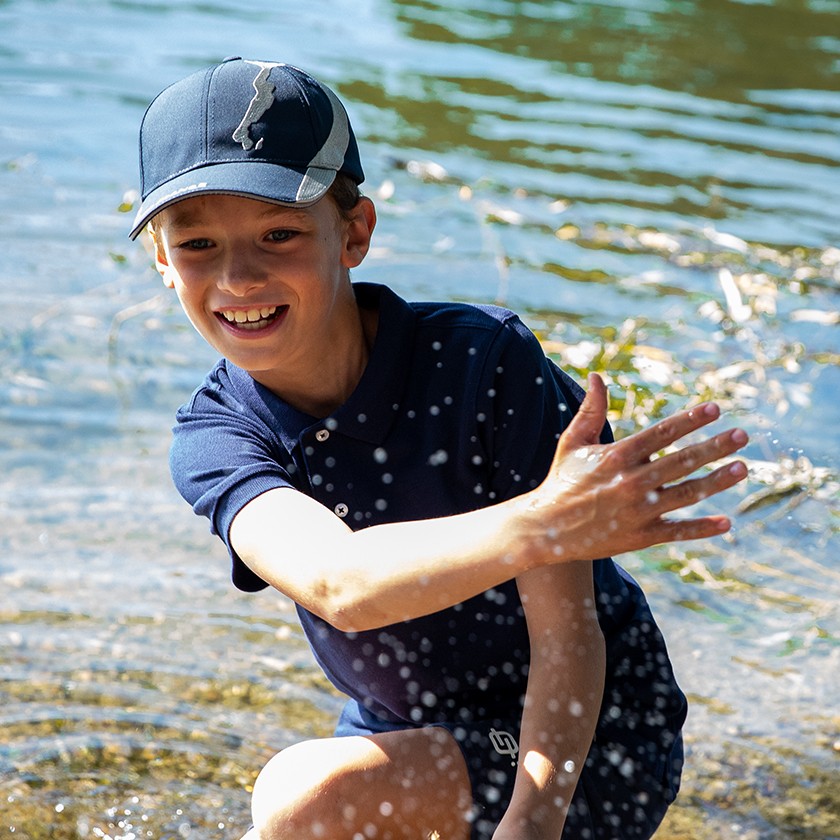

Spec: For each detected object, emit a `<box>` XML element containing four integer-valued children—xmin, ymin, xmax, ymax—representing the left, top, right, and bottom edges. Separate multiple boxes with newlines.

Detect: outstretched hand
<box><xmin>526</xmin><ymin>373</ymin><xmax>749</xmax><ymax>561</ymax></box>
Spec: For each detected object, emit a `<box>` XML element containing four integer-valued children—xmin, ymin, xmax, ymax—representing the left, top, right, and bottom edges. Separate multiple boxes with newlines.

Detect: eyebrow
<box><xmin>163</xmin><ymin>201</ymin><xmax>314</xmax><ymax>231</ymax></box>
<box><xmin>257</xmin><ymin>205</ymin><xmax>314</xmax><ymax>223</ymax></box>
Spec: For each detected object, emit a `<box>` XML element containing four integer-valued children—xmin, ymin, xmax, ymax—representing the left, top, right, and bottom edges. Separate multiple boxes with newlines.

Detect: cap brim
<box><xmin>128</xmin><ymin>161</ymin><xmax>337</xmax><ymax>239</ymax></box>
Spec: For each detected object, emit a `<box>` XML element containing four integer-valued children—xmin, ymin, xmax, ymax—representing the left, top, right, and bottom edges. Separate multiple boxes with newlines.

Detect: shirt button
<box><xmin>334</xmin><ymin>503</ymin><xmax>349</xmax><ymax>518</ymax></box>
<box><xmin>315</xmin><ymin>429</ymin><xmax>330</xmax><ymax>442</ymax></box>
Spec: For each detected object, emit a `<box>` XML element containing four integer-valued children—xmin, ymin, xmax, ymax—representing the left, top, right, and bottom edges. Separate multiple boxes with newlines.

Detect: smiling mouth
<box><xmin>217</xmin><ymin>305</ymin><xmax>286</xmax><ymax>331</ymax></box>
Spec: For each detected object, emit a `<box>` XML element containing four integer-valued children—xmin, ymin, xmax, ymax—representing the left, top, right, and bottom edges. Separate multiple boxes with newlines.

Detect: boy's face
<box><xmin>150</xmin><ymin>193</ymin><xmax>375</xmax><ymax>386</ymax></box>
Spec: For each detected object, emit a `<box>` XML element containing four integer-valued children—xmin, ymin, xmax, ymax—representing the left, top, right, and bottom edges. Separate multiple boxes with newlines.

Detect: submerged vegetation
<box><xmin>0</xmin><ymin>704</ymin><xmax>840</xmax><ymax>840</ymax></box>
<box><xmin>659</xmin><ymin>737</ymin><xmax>840</xmax><ymax>839</ymax></box>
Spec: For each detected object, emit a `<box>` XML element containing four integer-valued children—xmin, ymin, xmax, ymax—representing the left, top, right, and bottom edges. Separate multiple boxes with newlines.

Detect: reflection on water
<box><xmin>1</xmin><ymin>0</ymin><xmax>838</xmax><ymax>837</ymax></box>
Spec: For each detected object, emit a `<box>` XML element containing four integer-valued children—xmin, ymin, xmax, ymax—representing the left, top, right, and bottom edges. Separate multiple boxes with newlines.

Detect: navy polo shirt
<box><xmin>171</xmin><ymin>282</ymin><xmax>686</xmax><ymax>740</ymax></box>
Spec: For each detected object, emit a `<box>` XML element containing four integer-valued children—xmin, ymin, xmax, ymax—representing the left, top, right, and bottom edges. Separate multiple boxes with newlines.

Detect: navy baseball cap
<box><xmin>129</xmin><ymin>57</ymin><xmax>364</xmax><ymax>239</ymax></box>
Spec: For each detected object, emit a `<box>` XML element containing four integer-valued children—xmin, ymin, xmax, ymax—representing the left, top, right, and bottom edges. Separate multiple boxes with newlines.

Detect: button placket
<box><xmin>307</xmin><ymin>427</ymin><xmax>346</xmax><ymax>517</ymax></box>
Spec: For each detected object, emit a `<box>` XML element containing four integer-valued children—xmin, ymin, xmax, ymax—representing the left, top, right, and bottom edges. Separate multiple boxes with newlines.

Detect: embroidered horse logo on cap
<box><xmin>232</xmin><ymin>60</ymin><xmax>284</xmax><ymax>151</ymax></box>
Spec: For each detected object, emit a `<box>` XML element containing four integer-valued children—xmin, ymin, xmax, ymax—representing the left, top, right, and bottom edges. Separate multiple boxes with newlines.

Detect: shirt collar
<box><xmin>227</xmin><ymin>283</ymin><xmax>417</xmax><ymax>449</ymax></box>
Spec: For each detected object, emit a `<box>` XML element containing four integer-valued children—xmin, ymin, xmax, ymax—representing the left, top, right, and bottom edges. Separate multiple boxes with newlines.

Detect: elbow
<box><xmin>320</xmin><ymin>601</ymin><xmax>366</xmax><ymax>634</ymax></box>
<box><xmin>320</xmin><ymin>604</ymin><xmax>385</xmax><ymax>634</ymax></box>
<box><xmin>305</xmin><ymin>578</ymin><xmax>386</xmax><ymax>634</ymax></box>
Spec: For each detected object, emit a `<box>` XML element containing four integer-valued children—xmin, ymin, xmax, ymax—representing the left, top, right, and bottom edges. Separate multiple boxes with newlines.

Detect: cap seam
<box><xmin>203</xmin><ymin>64</ymin><xmax>219</xmax><ymax>164</ymax></box>
<box><xmin>280</xmin><ymin>66</ymin><xmax>321</xmax><ymax>158</ymax></box>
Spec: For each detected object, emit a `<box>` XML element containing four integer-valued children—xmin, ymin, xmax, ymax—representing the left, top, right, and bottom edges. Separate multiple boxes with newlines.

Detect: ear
<box><xmin>148</xmin><ymin>225</ymin><xmax>175</xmax><ymax>289</ymax></box>
<box><xmin>341</xmin><ymin>197</ymin><xmax>377</xmax><ymax>269</ymax></box>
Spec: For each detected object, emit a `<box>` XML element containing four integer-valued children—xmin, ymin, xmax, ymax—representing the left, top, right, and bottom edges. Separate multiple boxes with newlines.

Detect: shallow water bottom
<box><xmin>4</xmin><ymin>692</ymin><xmax>838</xmax><ymax>839</ymax></box>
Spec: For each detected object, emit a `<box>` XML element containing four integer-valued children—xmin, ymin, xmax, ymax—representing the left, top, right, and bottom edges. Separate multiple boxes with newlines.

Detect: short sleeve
<box><xmin>169</xmin><ymin>367</ymin><xmax>293</xmax><ymax>591</ymax></box>
<box><xmin>478</xmin><ymin>315</ymin><xmax>613</xmax><ymax>502</ymax></box>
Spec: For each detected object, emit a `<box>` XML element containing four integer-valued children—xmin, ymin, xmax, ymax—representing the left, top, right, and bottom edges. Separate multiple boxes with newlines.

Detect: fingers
<box><xmin>645</xmin><ymin>514</ymin><xmax>734</xmax><ymax>545</ymax></box>
<box><xmin>647</xmin><ymin>458</ymin><xmax>748</xmax><ymax>518</ymax></box>
<box><xmin>622</xmin><ymin>401</ymin><xmax>725</xmax><ymax>464</ymax></box>
<box><xmin>560</xmin><ymin>373</ymin><xmax>608</xmax><ymax>448</ymax></box>
<box><xmin>641</xmin><ymin>427</ymin><xmax>749</xmax><ymax>488</ymax></box>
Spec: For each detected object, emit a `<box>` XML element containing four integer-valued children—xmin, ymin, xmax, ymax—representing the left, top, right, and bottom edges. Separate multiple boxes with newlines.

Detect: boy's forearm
<box><xmin>500</xmin><ymin>632</ymin><xmax>605</xmax><ymax>835</ymax></box>
<box><xmin>232</xmin><ymin>487</ymin><xmax>541</xmax><ymax>632</ymax></box>
<box><xmin>493</xmin><ymin>564</ymin><xmax>606</xmax><ymax>839</ymax></box>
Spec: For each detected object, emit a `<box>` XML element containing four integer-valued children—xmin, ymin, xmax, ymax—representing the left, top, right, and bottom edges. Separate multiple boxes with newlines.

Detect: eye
<box><xmin>267</xmin><ymin>229</ymin><xmax>297</xmax><ymax>243</ymax></box>
<box><xmin>177</xmin><ymin>238</ymin><xmax>214</xmax><ymax>251</ymax></box>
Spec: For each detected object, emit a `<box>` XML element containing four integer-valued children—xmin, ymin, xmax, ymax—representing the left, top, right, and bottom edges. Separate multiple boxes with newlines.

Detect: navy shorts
<box><xmin>335</xmin><ymin>700</ymin><xmax>684</xmax><ymax>840</ymax></box>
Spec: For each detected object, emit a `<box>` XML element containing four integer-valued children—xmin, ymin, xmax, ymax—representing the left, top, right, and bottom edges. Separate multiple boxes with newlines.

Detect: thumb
<box><xmin>561</xmin><ymin>373</ymin><xmax>608</xmax><ymax>448</ymax></box>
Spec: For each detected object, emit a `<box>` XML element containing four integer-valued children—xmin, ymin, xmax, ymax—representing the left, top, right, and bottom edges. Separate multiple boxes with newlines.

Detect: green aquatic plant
<box><xmin>657</xmin><ymin>733</ymin><xmax>840</xmax><ymax>839</ymax></box>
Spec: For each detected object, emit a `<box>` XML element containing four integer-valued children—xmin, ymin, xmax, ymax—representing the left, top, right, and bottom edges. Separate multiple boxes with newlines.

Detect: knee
<box><xmin>250</xmin><ymin>739</ymin><xmax>363</xmax><ymax>840</ymax></box>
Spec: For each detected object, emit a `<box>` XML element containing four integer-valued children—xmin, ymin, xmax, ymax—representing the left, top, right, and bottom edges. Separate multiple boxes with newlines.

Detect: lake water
<box><xmin>1</xmin><ymin>0</ymin><xmax>839</xmax><ymax>837</ymax></box>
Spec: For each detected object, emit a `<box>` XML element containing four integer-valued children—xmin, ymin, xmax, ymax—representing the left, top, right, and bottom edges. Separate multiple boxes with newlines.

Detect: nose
<box><xmin>216</xmin><ymin>248</ymin><xmax>267</xmax><ymax>296</ymax></box>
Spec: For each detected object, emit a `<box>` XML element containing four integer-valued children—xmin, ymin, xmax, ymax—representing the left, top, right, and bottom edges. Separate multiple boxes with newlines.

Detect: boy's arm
<box><xmin>493</xmin><ymin>562</ymin><xmax>605</xmax><ymax>840</ymax></box>
<box><xmin>231</xmin><ymin>375</ymin><xmax>748</xmax><ymax>632</ymax></box>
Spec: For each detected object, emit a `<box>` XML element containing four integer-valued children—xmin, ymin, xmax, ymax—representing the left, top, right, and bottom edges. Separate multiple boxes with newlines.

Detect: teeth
<box><xmin>222</xmin><ymin>306</ymin><xmax>277</xmax><ymax>324</ymax></box>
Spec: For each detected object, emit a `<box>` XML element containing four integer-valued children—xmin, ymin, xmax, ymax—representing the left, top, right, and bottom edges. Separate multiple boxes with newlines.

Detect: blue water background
<box><xmin>1</xmin><ymin>0</ymin><xmax>838</xmax><ymax>836</ymax></box>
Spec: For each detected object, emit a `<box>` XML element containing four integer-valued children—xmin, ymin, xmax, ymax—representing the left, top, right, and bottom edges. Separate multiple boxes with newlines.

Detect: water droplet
<box><xmin>428</xmin><ymin>449</ymin><xmax>449</xmax><ymax>466</ymax></box>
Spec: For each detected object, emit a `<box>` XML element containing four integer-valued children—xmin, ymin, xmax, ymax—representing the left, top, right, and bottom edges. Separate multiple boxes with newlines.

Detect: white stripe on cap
<box><xmin>296</xmin><ymin>85</ymin><xmax>350</xmax><ymax>203</ymax></box>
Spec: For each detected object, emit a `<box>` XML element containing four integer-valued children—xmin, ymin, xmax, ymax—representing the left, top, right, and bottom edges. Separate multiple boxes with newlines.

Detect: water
<box><xmin>2</xmin><ymin>0</ymin><xmax>839</xmax><ymax>837</ymax></box>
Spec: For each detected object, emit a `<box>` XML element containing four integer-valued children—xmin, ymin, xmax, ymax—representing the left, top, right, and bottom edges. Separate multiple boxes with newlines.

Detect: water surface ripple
<box><xmin>1</xmin><ymin>0</ymin><xmax>838</xmax><ymax>837</ymax></box>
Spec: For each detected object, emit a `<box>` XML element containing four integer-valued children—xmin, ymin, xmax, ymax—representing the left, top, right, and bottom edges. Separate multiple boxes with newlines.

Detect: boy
<box><xmin>129</xmin><ymin>58</ymin><xmax>749</xmax><ymax>839</ymax></box>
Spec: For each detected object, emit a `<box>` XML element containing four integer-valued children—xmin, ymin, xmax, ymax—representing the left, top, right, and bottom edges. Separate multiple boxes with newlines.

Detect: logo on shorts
<box><xmin>489</xmin><ymin>728</ymin><xmax>519</xmax><ymax>766</ymax></box>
